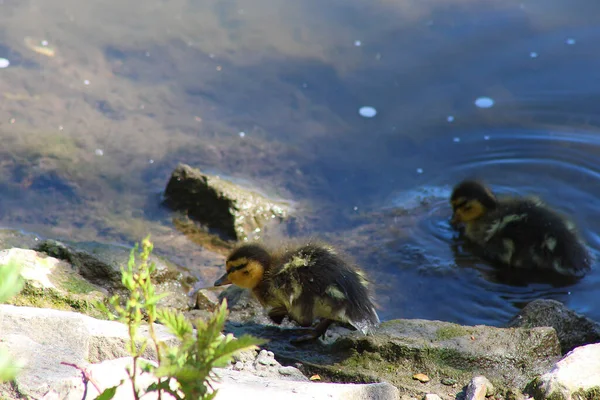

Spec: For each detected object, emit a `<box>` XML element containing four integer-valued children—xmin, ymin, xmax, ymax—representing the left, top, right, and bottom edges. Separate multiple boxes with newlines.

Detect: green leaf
<box><xmin>157</xmin><ymin>309</ymin><xmax>194</xmax><ymax>339</ymax></box>
<box><xmin>95</xmin><ymin>385</ymin><xmax>119</xmax><ymax>400</ymax></box>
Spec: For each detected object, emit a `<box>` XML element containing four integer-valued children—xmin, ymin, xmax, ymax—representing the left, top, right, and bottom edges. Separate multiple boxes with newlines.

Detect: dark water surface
<box><xmin>0</xmin><ymin>0</ymin><xmax>599</xmax><ymax>326</ymax></box>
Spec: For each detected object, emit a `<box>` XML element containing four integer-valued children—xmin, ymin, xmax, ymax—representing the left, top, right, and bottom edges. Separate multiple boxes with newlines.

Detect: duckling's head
<box><xmin>214</xmin><ymin>244</ymin><xmax>271</xmax><ymax>289</ymax></box>
<box><xmin>450</xmin><ymin>180</ymin><xmax>497</xmax><ymax>225</ymax></box>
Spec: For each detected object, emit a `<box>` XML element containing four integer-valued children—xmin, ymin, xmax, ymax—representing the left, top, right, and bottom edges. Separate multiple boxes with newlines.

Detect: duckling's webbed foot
<box><xmin>289</xmin><ymin>319</ymin><xmax>333</xmax><ymax>344</ymax></box>
<box><xmin>268</xmin><ymin>307</ymin><xmax>288</xmax><ymax>325</ymax></box>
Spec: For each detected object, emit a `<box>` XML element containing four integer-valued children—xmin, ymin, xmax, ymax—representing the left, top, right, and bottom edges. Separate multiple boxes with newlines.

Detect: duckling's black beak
<box><xmin>214</xmin><ymin>272</ymin><xmax>231</xmax><ymax>286</ymax></box>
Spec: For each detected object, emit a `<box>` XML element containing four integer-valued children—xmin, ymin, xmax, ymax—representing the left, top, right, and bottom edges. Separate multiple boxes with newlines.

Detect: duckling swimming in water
<box><xmin>214</xmin><ymin>241</ymin><xmax>380</xmax><ymax>343</ymax></box>
<box><xmin>450</xmin><ymin>180</ymin><xmax>592</xmax><ymax>278</ymax></box>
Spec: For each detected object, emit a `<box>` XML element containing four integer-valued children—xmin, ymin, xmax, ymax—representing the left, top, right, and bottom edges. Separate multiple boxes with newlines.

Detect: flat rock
<box><xmin>507</xmin><ymin>299</ymin><xmax>600</xmax><ymax>354</ymax></box>
<box><xmin>224</xmin><ymin>318</ymin><xmax>561</xmax><ymax>398</ymax></box>
<box><xmin>213</xmin><ymin>368</ymin><xmax>400</xmax><ymax>400</ymax></box>
<box><xmin>163</xmin><ymin>163</ymin><xmax>291</xmax><ymax>241</ymax></box>
<box><xmin>34</xmin><ymin>356</ymin><xmax>397</xmax><ymax>400</ymax></box>
<box><xmin>527</xmin><ymin>343</ymin><xmax>600</xmax><ymax>400</ymax></box>
<box><xmin>0</xmin><ymin>305</ymin><xmax>176</xmax><ymax>399</ymax></box>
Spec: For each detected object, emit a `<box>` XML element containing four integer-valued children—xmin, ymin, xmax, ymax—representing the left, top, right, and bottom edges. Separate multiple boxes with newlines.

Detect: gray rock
<box><xmin>423</xmin><ymin>394</ymin><xmax>442</xmax><ymax>400</ymax></box>
<box><xmin>0</xmin><ymin>305</ymin><xmax>177</xmax><ymax>399</ymax></box>
<box><xmin>465</xmin><ymin>376</ymin><xmax>494</xmax><ymax>400</ymax></box>
<box><xmin>526</xmin><ymin>343</ymin><xmax>600</xmax><ymax>400</ymax></box>
<box><xmin>163</xmin><ymin>163</ymin><xmax>291</xmax><ymax>241</ymax></box>
<box><xmin>507</xmin><ymin>299</ymin><xmax>600</xmax><ymax>354</ymax></box>
<box><xmin>213</xmin><ymin>368</ymin><xmax>400</xmax><ymax>400</ymax></box>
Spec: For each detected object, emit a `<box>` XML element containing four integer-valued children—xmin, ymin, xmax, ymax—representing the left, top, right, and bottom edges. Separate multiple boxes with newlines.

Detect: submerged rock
<box><xmin>507</xmin><ymin>299</ymin><xmax>600</xmax><ymax>354</ymax></box>
<box><xmin>163</xmin><ymin>163</ymin><xmax>291</xmax><ymax>241</ymax></box>
<box><xmin>526</xmin><ymin>343</ymin><xmax>600</xmax><ymax>400</ymax></box>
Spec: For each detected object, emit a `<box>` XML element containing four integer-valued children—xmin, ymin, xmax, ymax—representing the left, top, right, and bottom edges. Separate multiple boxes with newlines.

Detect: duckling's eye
<box><xmin>243</xmin><ymin>270</ymin><xmax>250</xmax><ymax>276</ymax></box>
<box><xmin>462</xmin><ymin>205</ymin><xmax>473</xmax><ymax>211</ymax></box>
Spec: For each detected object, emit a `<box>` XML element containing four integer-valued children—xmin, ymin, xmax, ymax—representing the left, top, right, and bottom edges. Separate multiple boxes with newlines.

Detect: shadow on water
<box><xmin>1</xmin><ymin>0</ymin><xmax>600</xmax><ymax>327</ymax></box>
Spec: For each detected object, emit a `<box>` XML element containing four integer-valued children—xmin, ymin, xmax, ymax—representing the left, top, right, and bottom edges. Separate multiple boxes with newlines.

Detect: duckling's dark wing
<box><xmin>272</xmin><ymin>244</ymin><xmax>379</xmax><ymax>331</ymax></box>
<box><xmin>494</xmin><ymin>200</ymin><xmax>592</xmax><ymax>277</ymax></box>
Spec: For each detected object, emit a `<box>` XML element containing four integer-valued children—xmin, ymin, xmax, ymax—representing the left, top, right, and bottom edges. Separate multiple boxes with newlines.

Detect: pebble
<box><xmin>233</xmin><ymin>361</ymin><xmax>244</xmax><ymax>371</ymax></box>
<box><xmin>195</xmin><ymin>288</ymin><xmax>219</xmax><ymax>311</ymax></box>
<box><xmin>465</xmin><ymin>376</ymin><xmax>494</xmax><ymax>400</ymax></box>
<box><xmin>0</xmin><ymin>58</ymin><xmax>10</xmax><ymax>68</ymax></box>
<box><xmin>413</xmin><ymin>373</ymin><xmax>430</xmax><ymax>383</ymax></box>
<box><xmin>256</xmin><ymin>349</ymin><xmax>277</xmax><ymax>366</ymax></box>
<box><xmin>441</xmin><ymin>377</ymin><xmax>457</xmax><ymax>386</ymax></box>
<box><xmin>424</xmin><ymin>394</ymin><xmax>442</xmax><ymax>400</ymax></box>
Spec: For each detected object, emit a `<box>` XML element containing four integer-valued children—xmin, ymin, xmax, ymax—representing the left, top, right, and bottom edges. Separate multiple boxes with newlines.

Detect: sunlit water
<box><xmin>0</xmin><ymin>0</ymin><xmax>599</xmax><ymax>326</ymax></box>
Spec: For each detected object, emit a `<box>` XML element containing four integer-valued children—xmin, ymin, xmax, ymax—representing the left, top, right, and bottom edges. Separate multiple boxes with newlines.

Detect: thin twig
<box><xmin>60</xmin><ymin>361</ymin><xmax>103</xmax><ymax>394</ymax></box>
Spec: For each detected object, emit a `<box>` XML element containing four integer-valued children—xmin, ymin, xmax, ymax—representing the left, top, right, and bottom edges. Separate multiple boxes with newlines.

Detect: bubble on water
<box><xmin>95</xmin><ymin>149</ymin><xmax>104</xmax><ymax>156</ymax></box>
<box><xmin>475</xmin><ymin>97</ymin><xmax>495</xmax><ymax>108</ymax></box>
<box><xmin>0</xmin><ymin>58</ymin><xmax>10</xmax><ymax>68</ymax></box>
<box><xmin>354</xmin><ymin>40</ymin><xmax>362</xmax><ymax>47</ymax></box>
<box><xmin>484</xmin><ymin>135</ymin><xmax>490</xmax><ymax>140</ymax></box>
<box><xmin>416</xmin><ymin>168</ymin><xmax>424</xmax><ymax>174</ymax></box>
<box><xmin>83</xmin><ymin>79</ymin><xmax>90</xmax><ymax>85</ymax></box>
<box><xmin>453</xmin><ymin>137</ymin><xmax>460</xmax><ymax>143</ymax></box>
<box><xmin>149</xmin><ymin>159</ymin><xmax>154</xmax><ymax>164</ymax></box>
<box><xmin>530</xmin><ymin>52</ymin><xmax>538</xmax><ymax>58</ymax></box>
<box><xmin>447</xmin><ymin>115</ymin><xmax>455</xmax><ymax>122</ymax></box>
<box><xmin>353</xmin><ymin>206</ymin><xmax>358</xmax><ymax>211</ymax></box>
<box><xmin>41</xmin><ymin>40</ymin><xmax>49</xmax><ymax>46</ymax></box>
<box><xmin>359</xmin><ymin>106</ymin><xmax>377</xmax><ymax>118</ymax></box>
<box><xmin>239</xmin><ymin>131</ymin><xmax>246</xmax><ymax>138</ymax></box>
<box><xmin>566</xmin><ymin>38</ymin><xmax>576</xmax><ymax>45</ymax></box>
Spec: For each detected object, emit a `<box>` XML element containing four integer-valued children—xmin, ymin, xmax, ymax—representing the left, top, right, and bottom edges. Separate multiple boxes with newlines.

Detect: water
<box><xmin>0</xmin><ymin>0</ymin><xmax>599</xmax><ymax>327</ymax></box>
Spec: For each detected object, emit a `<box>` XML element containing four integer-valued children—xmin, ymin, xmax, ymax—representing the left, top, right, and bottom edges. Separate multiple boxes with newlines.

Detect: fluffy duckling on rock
<box><xmin>450</xmin><ymin>180</ymin><xmax>592</xmax><ymax>278</ymax></box>
<box><xmin>214</xmin><ymin>241</ymin><xmax>380</xmax><ymax>343</ymax></box>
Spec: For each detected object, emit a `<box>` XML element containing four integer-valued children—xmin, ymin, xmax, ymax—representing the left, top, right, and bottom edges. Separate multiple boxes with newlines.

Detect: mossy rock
<box><xmin>224</xmin><ymin>317</ymin><xmax>561</xmax><ymax>399</ymax></box>
<box><xmin>35</xmin><ymin>239</ymin><xmax>196</xmax><ymax>311</ymax></box>
<box><xmin>0</xmin><ymin>248</ymin><xmax>108</xmax><ymax>318</ymax></box>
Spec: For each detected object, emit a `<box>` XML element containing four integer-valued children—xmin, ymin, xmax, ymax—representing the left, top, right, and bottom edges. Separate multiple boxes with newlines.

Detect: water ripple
<box><xmin>377</xmin><ymin>127</ymin><xmax>600</xmax><ymax>325</ymax></box>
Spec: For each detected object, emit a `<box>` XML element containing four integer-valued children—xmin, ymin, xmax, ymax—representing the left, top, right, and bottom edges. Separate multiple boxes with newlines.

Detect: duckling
<box><xmin>214</xmin><ymin>241</ymin><xmax>380</xmax><ymax>343</ymax></box>
<box><xmin>450</xmin><ymin>179</ymin><xmax>592</xmax><ymax>277</ymax></box>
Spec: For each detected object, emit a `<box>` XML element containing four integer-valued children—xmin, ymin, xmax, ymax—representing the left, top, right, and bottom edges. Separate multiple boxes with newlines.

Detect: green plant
<box><xmin>97</xmin><ymin>236</ymin><xmax>265</xmax><ymax>400</ymax></box>
<box><xmin>0</xmin><ymin>258</ymin><xmax>25</xmax><ymax>382</ymax></box>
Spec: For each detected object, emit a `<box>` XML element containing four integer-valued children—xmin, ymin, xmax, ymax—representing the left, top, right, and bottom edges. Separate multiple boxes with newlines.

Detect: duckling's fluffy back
<box><xmin>265</xmin><ymin>242</ymin><xmax>380</xmax><ymax>333</ymax></box>
<box><xmin>473</xmin><ymin>196</ymin><xmax>592</xmax><ymax>277</ymax></box>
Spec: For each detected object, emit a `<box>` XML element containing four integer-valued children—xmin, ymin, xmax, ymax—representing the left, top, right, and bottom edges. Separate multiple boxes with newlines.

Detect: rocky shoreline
<box><xmin>1</xmin><ymin>164</ymin><xmax>599</xmax><ymax>400</ymax></box>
